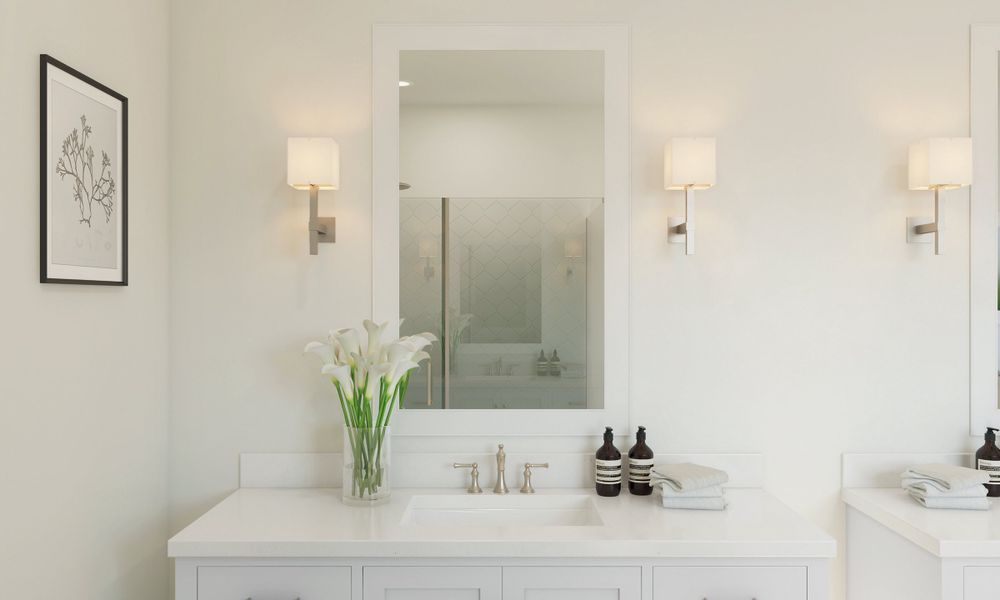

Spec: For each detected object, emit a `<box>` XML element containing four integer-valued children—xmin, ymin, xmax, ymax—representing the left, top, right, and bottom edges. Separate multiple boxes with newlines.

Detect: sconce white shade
<box><xmin>287</xmin><ymin>137</ymin><xmax>340</xmax><ymax>190</ymax></box>
<box><xmin>908</xmin><ymin>137</ymin><xmax>972</xmax><ymax>190</ymax></box>
<box><xmin>664</xmin><ymin>138</ymin><xmax>716</xmax><ymax>190</ymax></box>
<box><xmin>563</xmin><ymin>240</ymin><xmax>583</xmax><ymax>258</ymax></box>
<box><xmin>564</xmin><ymin>239</ymin><xmax>584</xmax><ymax>259</ymax></box>
<box><xmin>418</xmin><ymin>239</ymin><xmax>438</xmax><ymax>259</ymax></box>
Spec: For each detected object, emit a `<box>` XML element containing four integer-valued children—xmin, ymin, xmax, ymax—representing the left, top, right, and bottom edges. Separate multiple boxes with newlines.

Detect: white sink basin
<box><xmin>401</xmin><ymin>494</ymin><xmax>604</xmax><ymax>528</ymax></box>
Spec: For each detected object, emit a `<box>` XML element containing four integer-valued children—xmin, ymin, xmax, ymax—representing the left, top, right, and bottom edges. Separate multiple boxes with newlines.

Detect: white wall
<box><xmin>0</xmin><ymin>0</ymin><xmax>170</xmax><ymax>598</ymax></box>
<box><xmin>167</xmin><ymin>2</ymin><xmax>1000</xmax><ymax>599</ymax></box>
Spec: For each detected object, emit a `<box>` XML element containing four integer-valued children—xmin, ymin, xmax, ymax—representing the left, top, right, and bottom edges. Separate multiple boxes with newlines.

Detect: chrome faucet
<box><xmin>494</xmin><ymin>443</ymin><xmax>509</xmax><ymax>494</ymax></box>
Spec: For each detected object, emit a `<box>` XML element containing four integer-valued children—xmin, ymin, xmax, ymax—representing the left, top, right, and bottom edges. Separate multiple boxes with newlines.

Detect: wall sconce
<box><xmin>906</xmin><ymin>137</ymin><xmax>972</xmax><ymax>256</ymax></box>
<box><xmin>287</xmin><ymin>137</ymin><xmax>339</xmax><ymax>255</ymax></box>
<box><xmin>665</xmin><ymin>137</ymin><xmax>716</xmax><ymax>255</ymax></box>
<box><xmin>418</xmin><ymin>239</ymin><xmax>438</xmax><ymax>280</ymax></box>
<box><xmin>564</xmin><ymin>239</ymin><xmax>584</xmax><ymax>277</ymax></box>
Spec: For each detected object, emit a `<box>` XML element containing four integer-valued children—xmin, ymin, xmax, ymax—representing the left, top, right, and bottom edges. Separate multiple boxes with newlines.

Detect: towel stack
<box><xmin>650</xmin><ymin>463</ymin><xmax>729</xmax><ymax>510</ymax></box>
<box><xmin>901</xmin><ymin>463</ymin><xmax>991</xmax><ymax>510</ymax></box>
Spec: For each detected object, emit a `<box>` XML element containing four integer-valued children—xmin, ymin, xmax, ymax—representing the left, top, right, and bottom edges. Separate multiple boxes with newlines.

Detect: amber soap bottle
<box><xmin>628</xmin><ymin>426</ymin><xmax>654</xmax><ymax>495</ymax></box>
<box><xmin>595</xmin><ymin>427</ymin><xmax>622</xmax><ymax>497</ymax></box>
<box><xmin>975</xmin><ymin>427</ymin><xmax>1000</xmax><ymax>497</ymax></box>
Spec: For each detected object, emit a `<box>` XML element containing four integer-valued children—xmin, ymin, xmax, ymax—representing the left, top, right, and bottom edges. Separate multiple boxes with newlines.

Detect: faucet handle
<box><xmin>453</xmin><ymin>462</ymin><xmax>483</xmax><ymax>494</ymax></box>
<box><xmin>520</xmin><ymin>462</ymin><xmax>549</xmax><ymax>494</ymax></box>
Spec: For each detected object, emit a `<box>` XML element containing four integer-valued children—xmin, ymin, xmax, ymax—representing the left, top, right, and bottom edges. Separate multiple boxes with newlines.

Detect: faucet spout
<box><xmin>494</xmin><ymin>443</ymin><xmax>509</xmax><ymax>494</ymax></box>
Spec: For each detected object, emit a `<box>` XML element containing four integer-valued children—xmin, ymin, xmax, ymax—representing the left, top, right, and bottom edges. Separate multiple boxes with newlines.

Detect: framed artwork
<box><xmin>40</xmin><ymin>54</ymin><xmax>128</xmax><ymax>285</ymax></box>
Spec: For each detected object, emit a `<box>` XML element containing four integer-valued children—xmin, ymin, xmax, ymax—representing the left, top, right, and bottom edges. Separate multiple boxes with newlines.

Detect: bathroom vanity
<box><xmin>169</xmin><ymin>487</ymin><xmax>834</xmax><ymax>600</ymax></box>
<box><xmin>842</xmin><ymin>453</ymin><xmax>1000</xmax><ymax>600</ymax></box>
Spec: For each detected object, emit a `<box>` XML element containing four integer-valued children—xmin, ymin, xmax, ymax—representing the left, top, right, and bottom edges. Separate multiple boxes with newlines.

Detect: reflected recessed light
<box><xmin>399</xmin><ymin>80</ymin><xmax>411</xmax><ymax>87</ymax></box>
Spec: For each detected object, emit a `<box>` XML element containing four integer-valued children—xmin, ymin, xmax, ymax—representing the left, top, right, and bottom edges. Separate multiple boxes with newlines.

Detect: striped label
<box><xmin>628</xmin><ymin>457</ymin><xmax>654</xmax><ymax>484</ymax></box>
<box><xmin>595</xmin><ymin>458</ymin><xmax>622</xmax><ymax>484</ymax></box>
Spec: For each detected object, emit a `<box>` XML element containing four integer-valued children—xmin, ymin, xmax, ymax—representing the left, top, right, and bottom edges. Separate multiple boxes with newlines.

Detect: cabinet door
<box><xmin>198</xmin><ymin>566</ymin><xmax>351</xmax><ymax>600</ymax></box>
<box><xmin>653</xmin><ymin>566</ymin><xmax>806</xmax><ymax>600</ymax></box>
<box><xmin>503</xmin><ymin>567</ymin><xmax>641</xmax><ymax>600</ymax></box>
<box><xmin>965</xmin><ymin>567</ymin><xmax>1000</xmax><ymax>600</ymax></box>
<box><xmin>363</xmin><ymin>566</ymin><xmax>501</xmax><ymax>600</ymax></box>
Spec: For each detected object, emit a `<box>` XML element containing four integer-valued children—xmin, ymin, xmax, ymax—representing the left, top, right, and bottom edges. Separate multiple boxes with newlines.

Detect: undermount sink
<box><xmin>401</xmin><ymin>494</ymin><xmax>604</xmax><ymax>528</ymax></box>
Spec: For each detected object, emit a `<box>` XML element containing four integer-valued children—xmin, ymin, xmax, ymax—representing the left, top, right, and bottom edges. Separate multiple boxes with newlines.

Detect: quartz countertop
<box><xmin>168</xmin><ymin>488</ymin><xmax>835</xmax><ymax>559</ymax></box>
<box><xmin>843</xmin><ymin>487</ymin><xmax>1000</xmax><ymax>558</ymax></box>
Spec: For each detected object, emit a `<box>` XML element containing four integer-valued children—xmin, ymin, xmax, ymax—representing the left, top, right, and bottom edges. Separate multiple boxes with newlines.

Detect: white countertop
<box><xmin>843</xmin><ymin>488</ymin><xmax>1000</xmax><ymax>558</ymax></box>
<box><xmin>168</xmin><ymin>488</ymin><xmax>835</xmax><ymax>559</ymax></box>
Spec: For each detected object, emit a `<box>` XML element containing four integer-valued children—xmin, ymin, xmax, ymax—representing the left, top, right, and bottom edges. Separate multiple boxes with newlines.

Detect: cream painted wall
<box><xmin>0</xmin><ymin>0</ymin><xmax>170</xmax><ymax>598</ymax></box>
<box><xmin>168</xmin><ymin>2</ymin><xmax>1000</xmax><ymax>599</ymax></box>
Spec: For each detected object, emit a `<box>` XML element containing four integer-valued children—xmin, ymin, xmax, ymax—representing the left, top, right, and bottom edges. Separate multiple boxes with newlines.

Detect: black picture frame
<box><xmin>40</xmin><ymin>54</ymin><xmax>128</xmax><ymax>285</ymax></box>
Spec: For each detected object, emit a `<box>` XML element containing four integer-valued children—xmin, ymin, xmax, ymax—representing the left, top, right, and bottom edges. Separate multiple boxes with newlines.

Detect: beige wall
<box><xmin>165</xmin><ymin>2</ymin><xmax>1000</xmax><ymax>599</ymax></box>
<box><xmin>0</xmin><ymin>0</ymin><xmax>170</xmax><ymax>598</ymax></box>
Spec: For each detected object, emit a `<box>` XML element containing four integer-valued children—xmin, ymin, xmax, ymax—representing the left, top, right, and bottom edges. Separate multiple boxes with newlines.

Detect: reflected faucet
<box><xmin>494</xmin><ymin>443</ymin><xmax>509</xmax><ymax>494</ymax></box>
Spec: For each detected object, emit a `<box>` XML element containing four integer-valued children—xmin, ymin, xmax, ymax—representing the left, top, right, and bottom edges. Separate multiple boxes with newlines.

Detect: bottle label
<box><xmin>978</xmin><ymin>458</ymin><xmax>1000</xmax><ymax>485</ymax></box>
<box><xmin>628</xmin><ymin>458</ymin><xmax>654</xmax><ymax>484</ymax></box>
<box><xmin>595</xmin><ymin>459</ymin><xmax>622</xmax><ymax>485</ymax></box>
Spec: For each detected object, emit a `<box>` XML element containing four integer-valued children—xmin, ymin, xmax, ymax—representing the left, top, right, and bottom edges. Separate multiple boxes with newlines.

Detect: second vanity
<box><xmin>169</xmin><ymin>453</ymin><xmax>835</xmax><ymax>600</ymax></box>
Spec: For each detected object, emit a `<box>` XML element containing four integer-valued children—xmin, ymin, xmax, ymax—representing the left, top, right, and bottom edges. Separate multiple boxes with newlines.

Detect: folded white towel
<box><xmin>901</xmin><ymin>464</ymin><xmax>989</xmax><ymax>491</ymax></box>
<box><xmin>650</xmin><ymin>463</ymin><xmax>729</xmax><ymax>492</ymax></box>
<box><xmin>902</xmin><ymin>479</ymin><xmax>987</xmax><ymax>498</ymax></box>
<box><xmin>657</xmin><ymin>483</ymin><xmax>724</xmax><ymax>498</ymax></box>
<box><xmin>661</xmin><ymin>495</ymin><xmax>727</xmax><ymax>511</ymax></box>
<box><xmin>906</xmin><ymin>490</ymin><xmax>990</xmax><ymax>510</ymax></box>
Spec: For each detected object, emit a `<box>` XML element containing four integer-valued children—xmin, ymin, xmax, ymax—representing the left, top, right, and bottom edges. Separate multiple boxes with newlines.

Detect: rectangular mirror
<box><xmin>397</xmin><ymin>50</ymin><xmax>604</xmax><ymax>410</ymax></box>
<box><xmin>373</xmin><ymin>25</ymin><xmax>628</xmax><ymax>435</ymax></box>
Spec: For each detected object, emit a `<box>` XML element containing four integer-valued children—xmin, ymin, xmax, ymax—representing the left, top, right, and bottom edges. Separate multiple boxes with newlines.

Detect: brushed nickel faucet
<box><xmin>494</xmin><ymin>443</ymin><xmax>509</xmax><ymax>494</ymax></box>
<box><xmin>453</xmin><ymin>462</ymin><xmax>483</xmax><ymax>494</ymax></box>
<box><xmin>520</xmin><ymin>462</ymin><xmax>549</xmax><ymax>494</ymax></box>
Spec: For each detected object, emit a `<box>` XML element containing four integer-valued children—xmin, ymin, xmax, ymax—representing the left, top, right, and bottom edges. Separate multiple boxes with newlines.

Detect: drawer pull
<box><xmin>245</xmin><ymin>598</ymin><xmax>300</xmax><ymax>600</ymax></box>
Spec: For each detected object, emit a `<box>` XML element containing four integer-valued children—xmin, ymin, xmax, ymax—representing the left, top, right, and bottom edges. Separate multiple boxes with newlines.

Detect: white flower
<box><xmin>321</xmin><ymin>363</ymin><xmax>353</xmax><ymax>392</ymax></box>
<box><xmin>363</xmin><ymin>319</ymin><xmax>389</xmax><ymax>362</ymax></box>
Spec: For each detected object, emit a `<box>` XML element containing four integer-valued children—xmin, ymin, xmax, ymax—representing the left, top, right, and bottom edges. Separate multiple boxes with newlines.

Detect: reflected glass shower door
<box><xmin>400</xmin><ymin>197</ymin><xmax>602</xmax><ymax>410</ymax></box>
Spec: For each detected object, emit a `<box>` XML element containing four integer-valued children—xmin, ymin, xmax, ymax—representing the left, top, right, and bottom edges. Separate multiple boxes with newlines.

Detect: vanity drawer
<box><xmin>965</xmin><ymin>566</ymin><xmax>1000</xmax><ymax>600</ymax></box>
<box><xmin>503</xmin><ymin>566</ymin><xmax>640</xmax><ymax>600</ymax></box>
<box><xmin>364</xmin><ymin>566</ymin><xmax>501</xmax><ymax>600</ymax></box>
<box><xmin>197</xmin><ymin>566</ymin><xmax>351</xmax><ymax>600</ymax></box>
<box><xmin>653</xmin><ymin>566</ymin><xmax>807</xmax><ymax>600</ymax></box>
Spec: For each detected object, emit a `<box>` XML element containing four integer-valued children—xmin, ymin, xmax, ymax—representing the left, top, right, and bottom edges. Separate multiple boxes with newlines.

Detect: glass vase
<box><xmin>342</xmin><ymin>425</ymin><xmax>391</xmax><ymax>506</ymax></box>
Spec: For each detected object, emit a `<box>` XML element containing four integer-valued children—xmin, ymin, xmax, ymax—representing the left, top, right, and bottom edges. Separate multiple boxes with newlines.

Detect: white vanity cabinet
<box><xmin>844</xmin><ymin>489</ymin><xmax>1000</xmax><ymax>600</ymax></box>
<box><xmin>169</xmin><ymin>488</ymin><xmax>834</xmax><ymax>600</ymax></box>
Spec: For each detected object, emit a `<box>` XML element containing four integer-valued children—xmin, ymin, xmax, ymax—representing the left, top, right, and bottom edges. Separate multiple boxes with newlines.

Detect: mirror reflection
<box><xmin>398</xmin><ymin>50</ymin><xmax>604</xmax><ymax>410</ymax></box>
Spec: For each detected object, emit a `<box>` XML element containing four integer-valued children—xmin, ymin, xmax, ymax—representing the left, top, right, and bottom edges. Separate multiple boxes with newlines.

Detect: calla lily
<box><xmin>304</xmin><ymin>340</ymin><xmax>335</xmax><ymax>365</ymax></box>
<box><xmin>363</xmin><ymin>319</ymin><xmax>390</xmax><ymax>361</ymax></box>
<box><xmin>321</xmin><ymin>363</ymin><xmax>353</xmax><ymax>392</ymax></box>
<box><xmin>334</xmin><ymin>328</ymin><xmax>362</xmax><ymax>361</ymax></box>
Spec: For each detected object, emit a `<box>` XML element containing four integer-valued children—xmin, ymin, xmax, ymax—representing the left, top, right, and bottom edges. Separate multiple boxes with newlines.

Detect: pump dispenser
<box><xmin>595</xmin><ymin>427</ymin><xmax>622</xmax><ymax>497</ymax></box>
<box><xmin>627</xmin><ymin>426</ymin><xmax>655</xmax><ymax>495</ymax></box>
<box><xmin>976</xmin><ymin>427</ymin><xmax>1000</xmax><ymax>497</ymax></box>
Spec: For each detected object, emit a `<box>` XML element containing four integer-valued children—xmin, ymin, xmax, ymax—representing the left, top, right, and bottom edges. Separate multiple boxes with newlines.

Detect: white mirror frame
<box><xmin>971</xmin><ymin>25</ymin><xmax>1000</xmax><ymax>434</ymax></box>
<box><xmin>372</xmin><ymin>24</ymin><xmax>630</xmax><ymax>436</ymax></box>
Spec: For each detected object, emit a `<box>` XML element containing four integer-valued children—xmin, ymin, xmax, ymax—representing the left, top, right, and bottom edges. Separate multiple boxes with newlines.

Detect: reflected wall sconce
<box><xmin>287</xmin><ymin>137</ymin><xmax>339</xmax><ymax>255</ymax></box>
<box><xmin>665</xmin><ymin>137</ymin><xmax>716</xmax><ymax>255</ymax></box>
<box><xmin>564</xmin><ymin>239</ymin><xmax>584</xmax><ymax>277</ymax></box>
<box><xmin>906</xmin><ymin>137</ymin><xmax>972</xmax><ymax>256</ymax></box>
<box><xmin>419</xmin><ymin>239</ymin><xmax>438</xmax><ymax>280</ymax></box>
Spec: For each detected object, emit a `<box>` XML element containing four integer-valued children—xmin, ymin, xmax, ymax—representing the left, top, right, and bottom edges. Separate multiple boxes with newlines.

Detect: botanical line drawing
<box><xmin>55</xmin><ymin>114</ymin><xmax>116</xmax><ymax>227</ymax></box>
